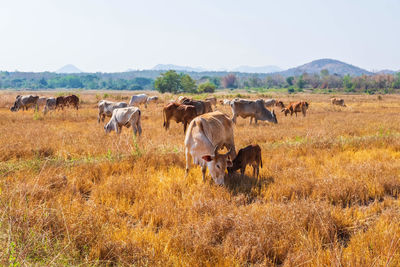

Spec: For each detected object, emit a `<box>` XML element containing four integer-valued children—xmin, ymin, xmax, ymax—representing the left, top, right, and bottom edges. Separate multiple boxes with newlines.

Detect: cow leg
<box><xmin>255</xmin><ymin>118</ymin><xmax>258</xmax><ymax>124</ymax></box>
<box><xmin>253</xmin><ymin>164</ymin><xmax>256</xmax><ymax>177</ymax></box>
<box><xmin>249</xmin><ymin>117</ymin><xmax>252</xmax><ymax>124</ymax></box>
<box><xmin>185</xmin><ymin>148</ymin><xmax>191</xmax><ymax>177</ymax></box>
<box><xmin>183</xmin><ymin>122</ymin><xmax>187</xmax><ymax>133</ymax></box>
<box><xmin>202</xmin><ymin>165</ymin><xmax>207</xmax><ymax>182</ymax></box>
<box><xmin>240</xmin><ymin>167</ymin><xmax>245</xmax><ymax>178</ymax></box>
<box><xmin>136</xmin><ymin>119</ymin><xmax>142</xmax><ymax>136</ymax></box>
<box><xmin>231</xmin><ymin>114</ymin><xmax>237</xmax><ymax>124</ymax></box>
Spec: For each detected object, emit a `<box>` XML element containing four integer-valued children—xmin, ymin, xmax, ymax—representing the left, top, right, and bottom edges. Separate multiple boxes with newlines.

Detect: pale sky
<box><xmin>0</xmin><ymin>0</ymin><xmax>399</xmax><ymax>73</ymax></box>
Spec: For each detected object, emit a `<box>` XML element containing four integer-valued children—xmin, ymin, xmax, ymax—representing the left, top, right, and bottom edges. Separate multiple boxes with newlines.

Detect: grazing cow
<box><xmin>55</xmin><ymin>96</ymin><xmax>65</xmax><ymax>110</ymax></box>
<box><xmin>104</xmin><ymin>107</ymin><xmax>142</xmax><ymax>136</ymax></box>
<box><xmin>163</xmin><ymin>103</ymin><xmax>197</xmax><ymax>133</ymax></box>
<box><xmin>282</xmin><ymin>101</ymin><xmax>309</xmax><ymax>117</ymax></box>
<box><xmin>264</xmin><ymin>99</ymin><xmax>276</xmax><ymax>107</ymax></box>
<box><xmin>184</xmin><ymin>111</ymin><xmax>236</xmax><ymax>185</ymax></box>
<box><xmin>129</xmin><ymin>94</ymin><xmax>148</xmax><ymax>108</ymax></box>
<box><xmin>56</xmin><ymin>95</ymin><xmax>79</xmax><ymax>110</ymax></box>
<box><xmin>98</xmin><ymin>100</ymin><xmax>128</xmax><ymax>123</ymax></box>
<box><xmin>146</xmin><ymin>96</ymin><xmax>159</xmax><ymax>104</ymax></box>
<box><xmin>43</xmin><ymin>97</ymin><xmax>56</xmax><ymax>114</ymax></box>
<box><xmin>10</xmin><ymin>95</ymin><xmax>39</xmax><ymax>112</ymax></box>
<box><xmin>181</xmin><ymin>99</ymin><xmax>213</xmax><ymax>116</ymax></box>
<box><xmin>228</xmin><ymin>144</ymin><xmax>262</xmax><ymax>179</ymax></box>
<box><xmin>331</xmin><ymin>98</ymin><xmax>346</xmax><ymax>107</ymax></box>
<box><xmin>64</xmin><ymin>95</ymin><xmax>79</xmax><ymax>110</ymax></box>
<box><xmin>275</xmin><ymin>101</ymin><xmax>285</xmax><ymax>108</ymax></box>
<box><xmin>230</xmin><ymin>99</ymin><xmax>278</xmax><ymax>124</ymax></box>
<box><xmin>205</xmin><ymin>96</ymin><xmax>217</xmax><ymax>107</ymax></box>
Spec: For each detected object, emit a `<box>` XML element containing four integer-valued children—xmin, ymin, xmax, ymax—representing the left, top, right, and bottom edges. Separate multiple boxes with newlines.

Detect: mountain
<box><xmin>276</xmin><ymin>59</ymin><xmax>372</xmax><ymax>77</ymax></box>
<box><xmin>56</xmin><ymin>64</ymin><xmax>82</xmax><ymax>74</ymax></box>
<box><xmin>375</xmin><ymin>69</ymin><xmax>397</xmax><ymax>75</ymax></box>
<box><xmin>231</xmin><ymin>65</ymin><xmax>282</xmax><ymax>73</ymax></box>
<box><xmin>152</xmin><ymin>64</ymin><xmax>206</xmax><ymax>72</ymax></box>
<box><xmin>151</xmin><ymin>64</ymin><xmax>282</xmax><ymax>74</ymax></box>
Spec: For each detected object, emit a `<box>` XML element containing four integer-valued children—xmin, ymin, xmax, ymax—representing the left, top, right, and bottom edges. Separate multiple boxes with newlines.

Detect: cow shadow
<box><xmin>224</xmin><ymin>173</ymin><xmax>275</xmax><ymax>203</ymax></box>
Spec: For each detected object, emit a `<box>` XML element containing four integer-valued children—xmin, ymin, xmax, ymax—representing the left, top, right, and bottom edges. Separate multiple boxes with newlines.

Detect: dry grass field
<box><xmin>1</xmin><ymin>91</ymin><xmax>400</xmax><ymax>266</ymax></box>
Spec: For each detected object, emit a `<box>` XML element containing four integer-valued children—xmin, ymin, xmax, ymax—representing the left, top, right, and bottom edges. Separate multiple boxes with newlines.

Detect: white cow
<box><xmin>219</xmin><ymin>99</ymin><xmax>232</xmax><ymax>106</ymax></box>
<box><xmin>129</xmin><ymin>94</ymin><xmax>148</xmax><ymax>108</ymax></box>
<box><xmin>43</xmin><ymin>97</ymin><xmax>56</xmax><ymax>114</ymax></box>
<box><xmin>98</xmin><ymin>100</ymin><xmax>128</xmax><ymax>123</ymax></box>
<box><xmin>10</xmin><ymin>95</ymin><xmax>39</xmax><ymax>112</ymax></box>
<box><xmin>184</xmin><ymin>111</ymin><xmax>236</xmax><ymax>185</ymax></box>
<box><xmin>104</xmin><ymin>107</ymin><xmax>142</xmax><ymax>136</ymax></box>
<box><xmin>146</xmin><ymin>96</ymin><xmax>159</xmax><ymax>104</ymax></box>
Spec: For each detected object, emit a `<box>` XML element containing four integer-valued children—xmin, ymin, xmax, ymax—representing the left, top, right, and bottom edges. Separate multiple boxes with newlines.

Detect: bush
<box><xmin>198</xmin><ymin>82</ymin><xmax>216</xmax><ymax>93</ymax></box>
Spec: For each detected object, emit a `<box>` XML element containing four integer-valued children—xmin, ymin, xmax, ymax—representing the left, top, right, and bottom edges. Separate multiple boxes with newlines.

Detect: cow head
<box><xmin>104</xmin><ymin>121</ymin><xmax>115</xmax><ymax>134</ymax></box>
<box><xmin>202</xmin><ymin>146</ymin><xmax>233</xmax><ymax>185</ymax></box>
<box><xmin>10</xmin><ymin>99</ymin><xmax>20</xmax><ymax>112</ymax></box>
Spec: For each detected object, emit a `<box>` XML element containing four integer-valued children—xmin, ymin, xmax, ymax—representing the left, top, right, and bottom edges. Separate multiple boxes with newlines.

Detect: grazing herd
<box><xmin>9</xmin><ymin>92</ymin><xmax>348</xmax><ymax>186</ymax></box>
<box><xmin>10</xmin><ymin>94</ymin><xmax>80</xmax><ymax>113</ymax></box>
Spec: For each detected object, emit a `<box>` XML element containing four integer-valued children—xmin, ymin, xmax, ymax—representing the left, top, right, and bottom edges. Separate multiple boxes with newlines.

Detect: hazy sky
<box><xmin>1</xmin><ymin>0</ymin><xmax>399</xmax><ymax>72</ymax></box>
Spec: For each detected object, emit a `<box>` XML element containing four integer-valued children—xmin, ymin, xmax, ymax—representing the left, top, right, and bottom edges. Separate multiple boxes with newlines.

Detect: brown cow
<box><xmin>282</xmin><ymin>101</ymin><xmax>309</xmax><ymax>117</ymax></box>
<box><xmin>163</xmin><ymin>103</ymin><xmax>197</xmax><ymax>133</ymax></box>
<box><xmin>64</xmin><ymin>95</ymin><xmax>79</xmax><ymax>110</ymax></box>
<box><xmin>56</xmin><ymin>95</ymin><xmax>79</xmax><ymax>110</ymax></box>
<box><xmin>331</xmin><ymin>98</ymin><xmax>346</xmax><ymax>107</ymax></box>
<box><xmin>55</xmin><ymin>96</ymin><xmax>65</xmax><ymax>110</ymax></box>
<box><xmin>228</xmin><ymin>144</ymin><xmax>262</xmax><ymax>179</ymax></box>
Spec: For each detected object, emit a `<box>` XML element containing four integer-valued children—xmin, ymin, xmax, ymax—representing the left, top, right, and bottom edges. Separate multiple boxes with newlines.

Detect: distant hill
<box><xmin>276</xmin><ymin>59</ymin><xmax>372</xmax><ymax>77</ymax></box>
<box><xmin>152</xmin><ymin>64</ymin><xmax>206</xmax><ymax>72</ymax></box>
<box><xmin>375</xmin><ymin>69</ymin><xmax>397</xmax><ymax>75</ymax></box>
<box><xmin>56</xmin><ymin>64</ymin><xmax>82</xmax><ymax>74</ymax></box>
<box><xmin>232</xmin><ymin>65</ymin><xmax>282</xmax><ymax>73</ymax></box>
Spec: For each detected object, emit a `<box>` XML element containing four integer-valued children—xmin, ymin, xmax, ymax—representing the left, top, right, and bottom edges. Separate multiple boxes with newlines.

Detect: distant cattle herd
<box><xmin>9</xmin><ymin>93</ymin><xmax>347</xmax><ymax>185</ymax></box>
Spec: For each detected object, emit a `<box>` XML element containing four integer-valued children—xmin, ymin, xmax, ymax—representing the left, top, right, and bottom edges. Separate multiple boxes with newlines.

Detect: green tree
<box><xmin>154</xmin><ymin>70</ymin><xmax>182</xmax><ymax>93</ymax></box>
<box><xmin>180</xmin><ymin>74</ymin><xmax>197</xmax><ymax>93</ymax></box>
<box><xmin>286</xmin><ymin>76</ymin><xmax>294</xmax><ymax>86</ymax></box>
<box><xmin>39</xmin><ymin>77</ymin><xmax>48</xmax><ymax>87</ymax></box>
<box><xmin>343</xmin><ymin>74</ymin><xmax>354</xmax><ymax>91</ymax></box>
<box><xmin>296</xmin><ymin>75</ymin><xmax>305</xmax><ymax>89</ymax></box>
<box><xmin>198</xmin><ymin>82</ymin><xmax>216</xmax><ymax>93</ymax></box>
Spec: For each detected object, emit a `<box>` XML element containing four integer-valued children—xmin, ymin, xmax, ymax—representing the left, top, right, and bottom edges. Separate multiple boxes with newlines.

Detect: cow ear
<box><xmin>226</xmin><ymin>160</ymin><xmax>233</xmax><ymax>167</ymax></box>
<box><xmin>202</xmin><ymin>155</ymin><xmax>213</xmax><ymax>162</ymax></box>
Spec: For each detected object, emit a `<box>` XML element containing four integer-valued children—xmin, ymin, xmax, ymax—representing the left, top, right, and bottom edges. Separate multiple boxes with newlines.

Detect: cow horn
<box><xmin>213</xmin><ymin>145</ymin><xmax>219</xmax><ymax>156</ymax></box>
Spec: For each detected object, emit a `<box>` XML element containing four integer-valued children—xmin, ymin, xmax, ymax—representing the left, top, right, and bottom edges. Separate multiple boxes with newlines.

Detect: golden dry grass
<box><xmin>1</xmin><ymin>91</ymin><xmax>400</xmax><ymax>266</ymax></box>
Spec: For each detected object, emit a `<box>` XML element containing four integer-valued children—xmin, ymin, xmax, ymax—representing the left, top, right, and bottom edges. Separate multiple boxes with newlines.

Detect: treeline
<box><xmin>241</xmin><ymin>70</ymin><xmax>400</xmax><ymax>94</ymax></box>
<box><xmin>0</xmin><ymin>72</ymin><xmax>154</xmax><ymax>90</ymax></box>
<box><xmin>1</xmin><ymin>69</ymin><xmax>400</xmax><ymax>94</ymax></box>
